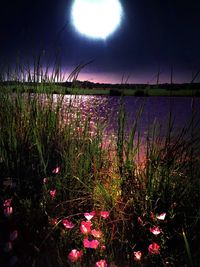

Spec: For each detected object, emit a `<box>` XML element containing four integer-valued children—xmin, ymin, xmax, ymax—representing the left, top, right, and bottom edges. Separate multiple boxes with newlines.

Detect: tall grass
<box><xmin>0</xmin><ymin>60</ymin><xmax>200</xmax><ymax>266</ymax></box>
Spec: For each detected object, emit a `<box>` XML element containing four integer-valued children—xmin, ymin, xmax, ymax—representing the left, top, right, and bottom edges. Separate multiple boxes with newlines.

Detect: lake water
<box><xmin>56</xmin><ymin>95</ymin><xmax>200</xmax><ymax>139</ymax></box>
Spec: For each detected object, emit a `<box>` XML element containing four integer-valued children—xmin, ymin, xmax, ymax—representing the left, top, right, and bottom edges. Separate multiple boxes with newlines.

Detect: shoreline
<box><xmin>1</xmin><ymin>82</ymin><xmax>200</xmax><ymax>97</ymax></box>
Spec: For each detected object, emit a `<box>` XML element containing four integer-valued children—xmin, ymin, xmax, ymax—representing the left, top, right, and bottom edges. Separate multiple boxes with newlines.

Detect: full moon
<box><xmin>71</xmin><ymin>0</ymin><xmax>123</xmax><ymax>39</ymax></box>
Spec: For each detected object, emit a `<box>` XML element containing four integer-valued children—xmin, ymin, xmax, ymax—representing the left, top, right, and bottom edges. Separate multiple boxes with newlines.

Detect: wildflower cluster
<box><xmin>133</xmin><ymin>212</ymin><xmax>167</xmax><ymax>263</ymax></box>
<box><xmin>43</xmin><ymin>166</ymin><xmax>169</xmax><ymax>265</ymax></box>
<box><xmin>65</xmin><ymin>211</ymin><xmax>109</xmax><ymax>265</ymax></box>
<box><xmin>43</xmin><ymin>166</ymin><xmax>110</xmax><ymax>265</ymax></box>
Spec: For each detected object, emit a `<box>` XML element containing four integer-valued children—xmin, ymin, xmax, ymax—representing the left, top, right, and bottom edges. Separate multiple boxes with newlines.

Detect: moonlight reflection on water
<box><xmin>52</xmin><ymin>95</ymin><xmax>200</xmax><ymax>136</ymax></box>
<box><xmin>32</xmin><ymin>94</ymin><xmax>200</xmax><ymax>161</ymax></box>
<box><xmin>38</xmin><ymin>94</ymin><xmax>200</xmax><ymax>145</ymax></box>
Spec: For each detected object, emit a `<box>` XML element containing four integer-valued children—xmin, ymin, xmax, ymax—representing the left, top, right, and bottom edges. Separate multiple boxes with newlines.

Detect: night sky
<box><xmin>1</xmin><ymin>0</ymin><xmax>200</xmax><ymax>84</ymax></box>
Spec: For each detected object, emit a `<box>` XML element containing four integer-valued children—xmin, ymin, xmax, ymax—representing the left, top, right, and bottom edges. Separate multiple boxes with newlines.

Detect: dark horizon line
<box><xmin>1</xmin><ymin>80</ymin><xmax>200</xmax><ymax>89</ymax></box>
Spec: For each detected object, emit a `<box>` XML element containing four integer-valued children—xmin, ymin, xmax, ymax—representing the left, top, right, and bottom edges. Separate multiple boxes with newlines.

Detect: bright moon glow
<box><xmin>71</xmin><ymin>0</ymin><xmax>123</xmax><ymax>39</ymax></box>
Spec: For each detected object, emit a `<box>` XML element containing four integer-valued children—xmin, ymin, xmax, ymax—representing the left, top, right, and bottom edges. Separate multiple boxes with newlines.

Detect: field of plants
<box><xmin>0</xmin><ymin>64</ymin><xmax>200</xmax><ymax>266</ymax></box>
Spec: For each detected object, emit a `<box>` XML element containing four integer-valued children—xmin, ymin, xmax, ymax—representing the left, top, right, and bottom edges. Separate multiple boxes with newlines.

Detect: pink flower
<box><xmin>4</xmin><ymin>206</ymin><xmax>13</xmax><ymax>217</ymax></box>
<box><xmin>100</xmin><ymin>211</ymin><xmax>110</xmax><ymax>219</ymax></box>
<box><xmin>83</xmin><ymin>238</ymin><xmax>91</xmax><ymax>248</ymax></box>
<box><xmin>91</xmin><ymin>229</ymin><xmax>102</xmax><ymax>238</ymax></box>
<box><xmin>10</xmin><ymin>230</ymin><xmax>18</xmax><ymax>241</ymax></box>
<box><xmin>80</xmin><ymin>221</ymin><xmax>91</xmax><ymax>235</ymax></box>
<box><xmin>148</xmin><ymin>243</ymin><xmax>160</xmax><ymax>254</ymax></box>
<box><xmin>52</xmin><ymin>166</ymin><xmax>60</xmax><ymax>174</ymax></box>
<box><xmin>95</xmin><ymin>259</ymin><xmax>107</xmax><ymax>267</ymax></box>
<box><xmin>62</xmin><ymin>219</ymin><xmax>75</xmax><ymax>229</ymax></box>
<box><xmin>88</xmin><ymin>239</ymin><xmax>99</xmax><ymax>249</ymax></box>
<box><xmin>3</xmin><ymin>199</ymin><xmax>12</xmax><ymax>207</ymax></box>
<box><xmin>50</xmin><ymin>218</ymin><xmax>58</xmax><ymax>226</ymax></box>
<box><xmin>150</xmin><ymin>226</ymin><xmax>161</xmax><ymax>235</ymax></box>
<box><xmin>68</xmin><ymin>249</ymin><xmax>82</xmax><ymax>263</ymax></box>
<box><xmin>156</xmin><ymin>212</ymin><xmax>166</xmax><ymax>220</ymax></box>
<box><xmin>43</xmin><ymin>178</ymin><xmax>48</xmax><ymax>184</ymax></box>
<box><xmin>84</xmin><ymin>211</ymin><xmax>96</xmax><ymax>220</ymax></box>
<box><xmin>83</xmin><ymin>238</ymin><xmax>99</xmax><ymax>249</ymax></box>
<box><xmin>50</xmin><ymin>189</ymin><xmax>56</xmax><ymax>199</ymax></box>
<box><xmin>134</xmin><ymin>251</ymin><xmax>142</xmax><ymax>261</ymax></box>
<box><xmin>101</xmin><ymin>245</ymin><xmax>106</xmax><ymax>251</ymax></box>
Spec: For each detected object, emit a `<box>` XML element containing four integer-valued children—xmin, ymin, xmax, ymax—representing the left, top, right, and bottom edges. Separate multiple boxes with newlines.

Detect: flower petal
<box><xmin>156</xmin><ymin>212</ymin><xmax>166</xmax><ymax>220</ymax></box>
<box><xmin>91</xmin><ymin>229</ymin><xmax>102</xmax><ymax>238</ymax></box>
<box><xmin>134</xmin><ymin>251</ymin><xmax>142</xmax><ymax>261</ymax></box>
<box><xmin>84</xmin><ymin>211</ymin><xmax>96</xmax><ymax>220</ymax></box>
<box><xmin>100</xmin><ymin>211</ymin><xmax>110</xmax><ymax>219</ymax></box>
<box><xmin>62</xmin><ymin>219</ymin><xmax>75</xmax><ymax>229</ymax></box>
<box><xmin>150</xmin><ymin>226</ymin><xmax>161</xmax><ymax>235</ymax></box>
<box><xmin>68</xmin><ymin>249</ymin><xmax>82</xmax><ymax>262</ymax></box>
<box><xmin>148</xmin><ymin>242</ymin><xmax>160</xmax><ymax>254</ymax></box>
<box><xmin>52</xmin><ymin>166</ymin><xmax>60</xmax><ymax>174</ymax></box>
<box><xmin>80</xmin><ymin>221</ymin><xmax>91</xmax><ymax>234</ymax></box>
<box><xmin>3</xmin><ymin>199</ymin><xmax>12</xmax><ymax>207</ymax></box>
<box><xmin>50</xmin><ymin>189</ymin><xmax>56</xmax><ymax>199</ymax></box>
<box><xmin>95</xmin><ymin>259</ymin><xmax>108</xmax><ymax>267</ymax></box>
<box><xmin>83</xmin><ymin>238</ymin><xmax>99</xmax><ymax>249</ymax></box>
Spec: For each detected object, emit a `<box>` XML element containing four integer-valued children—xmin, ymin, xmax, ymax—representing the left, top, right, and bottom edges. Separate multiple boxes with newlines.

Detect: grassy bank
<box><xmin>1</xmin><ymin>82</ymin><xmax>200</xmax><ymax>97</ymax></box>
<box><xmin>0</xmin><ymin>87</ymin><xmax>200</xmax><ymax>267</ymax></box>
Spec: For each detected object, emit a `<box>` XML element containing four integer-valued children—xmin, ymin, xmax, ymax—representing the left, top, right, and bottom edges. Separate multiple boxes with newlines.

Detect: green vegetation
<box><xmin>1</xmin><ymin>83</ymin><xmax>200</xmax><ymax>96</ymax></box>
<box><xmin>0</xmin><ymin>87</ymin><xmax>200</xmax><ymax>266</ymax></box>
<box><xmin>0</xmin><ymin>61</ymin><xmax>200</xmax><ymax>266</ymax></box>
